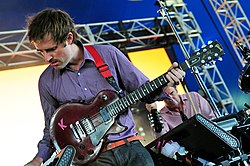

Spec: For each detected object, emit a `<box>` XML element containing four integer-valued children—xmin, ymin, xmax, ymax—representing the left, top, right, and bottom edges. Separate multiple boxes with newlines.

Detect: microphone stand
<box><xmin>157</xmin><ymin>1</ymin><xmax>221</xmax><ymax>117</ymax></box>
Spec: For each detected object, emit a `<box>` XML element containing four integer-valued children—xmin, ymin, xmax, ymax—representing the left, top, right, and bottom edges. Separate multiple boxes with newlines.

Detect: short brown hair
<box><xmin>26</xmin><ymin>8</ymin><xmax>78</xmax><ymax>44</ymax></box>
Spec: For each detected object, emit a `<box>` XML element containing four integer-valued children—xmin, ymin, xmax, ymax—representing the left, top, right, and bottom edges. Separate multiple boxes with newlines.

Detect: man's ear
<box><xmin>66</xmin><ymin>32</ymin><xmax>74</xmax><ymax>45</ymax></box>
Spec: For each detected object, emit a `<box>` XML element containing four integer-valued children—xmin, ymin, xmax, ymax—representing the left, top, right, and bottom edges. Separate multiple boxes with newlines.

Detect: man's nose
<box><xmin>43</xmin><ymin>52</ymin><xmax>53</xmax><ymax>62</ymax></box>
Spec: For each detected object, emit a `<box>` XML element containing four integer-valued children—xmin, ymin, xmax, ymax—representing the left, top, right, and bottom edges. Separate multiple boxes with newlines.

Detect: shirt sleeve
<box><xmin>35</xmin><ymin>74</ymin><xmax>58</xmax><ymax>162</ymax></box>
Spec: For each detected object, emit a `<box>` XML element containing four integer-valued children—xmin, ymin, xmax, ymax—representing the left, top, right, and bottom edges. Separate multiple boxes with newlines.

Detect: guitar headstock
<box><xmin>180</xmin><ymin>40</ymin><xmax>224</xmax><ymax>71</ymax></box>
<box><xmin>148</xmin><ymin>109</ymin><xmax>163</xmax><ymax>133</ymax></box>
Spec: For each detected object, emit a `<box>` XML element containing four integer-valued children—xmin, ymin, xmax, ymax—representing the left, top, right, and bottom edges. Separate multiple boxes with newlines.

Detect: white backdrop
<box><xmin>0</xmin><ymin>65</ymin><xmax>47</xmax><ymax>165</ymax></box>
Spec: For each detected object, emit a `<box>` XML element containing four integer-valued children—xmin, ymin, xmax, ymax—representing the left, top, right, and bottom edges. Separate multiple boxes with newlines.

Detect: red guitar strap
<box><xmin>85</xmin><ymin>45</ymin><xmax>112</xmax><ymax>78</ymax></box>
<box><xmin>85</xmin><ymin>45</ymin><xmax>123</xmax><ymax>95</ymax></box>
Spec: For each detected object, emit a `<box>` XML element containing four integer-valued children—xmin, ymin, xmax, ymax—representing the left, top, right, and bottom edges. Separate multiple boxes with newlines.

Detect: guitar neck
<box><xmin>106</xmin><ymin>61</ymin><xmax>189</xmax><ymax>116</ymax></box>
<box><xmin>106</xmin><ymin>40</ymin><xmax>224</xmax><ymax>117</ymax></box>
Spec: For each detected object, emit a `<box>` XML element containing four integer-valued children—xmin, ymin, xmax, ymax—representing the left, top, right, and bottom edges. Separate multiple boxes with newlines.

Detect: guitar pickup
<box><xmin>99</xmin><ymin>107</ymin><xmax>111</xmax><ymax>122</ymax></box>
<box><xmin>70</xmin><ymin>124</ymin><xmax>81</xmax><ymax>143</ymax></box>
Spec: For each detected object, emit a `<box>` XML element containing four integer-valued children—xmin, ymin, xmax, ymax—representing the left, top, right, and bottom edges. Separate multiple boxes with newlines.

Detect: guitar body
<box><xmin>50</xmin><ymin>90</ymin><xmax>125</xmax><ymax>165</ymax></box>
<box><xmin>238</xmin><ymin>62</ymin><xmax>250</xmax><ymax>94</ymax></box>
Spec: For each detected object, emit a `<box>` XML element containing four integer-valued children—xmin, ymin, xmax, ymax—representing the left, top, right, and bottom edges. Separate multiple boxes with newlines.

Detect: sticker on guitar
<box><xmin>49</xmin><ymin>40</ymin><xmax>224</xmax><ymax>165</ymax></box>
<box><xmin>58</xmin><ymin>118</ymin><xmax>67</xmax><ymax>130</ymax></box>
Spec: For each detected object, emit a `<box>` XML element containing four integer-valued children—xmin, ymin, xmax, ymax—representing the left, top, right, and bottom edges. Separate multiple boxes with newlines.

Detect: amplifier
<box><xmin>146</xmin><ymin>114</ymin><xmax>240</xmax><ymax>163</ymax></box>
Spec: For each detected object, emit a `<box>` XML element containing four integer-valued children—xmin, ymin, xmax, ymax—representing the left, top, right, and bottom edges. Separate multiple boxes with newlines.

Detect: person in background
<box><xmin>146</xmin><ymin>84</ymin><xmax>216</xmax><ymax>165</ymax></box>
<box><xmin>146</xmin><ymin>84</ymin><xmax>216</xmax><ymax>137</ymax></box>
<box><xmin>24</xmin><ymin>8</ymin><xmax>185</xmax><ymax>166</ymax></box>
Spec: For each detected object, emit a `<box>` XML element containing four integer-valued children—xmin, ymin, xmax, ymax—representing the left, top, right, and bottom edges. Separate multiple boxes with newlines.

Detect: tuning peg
<box><xmin>201</xmin><ymin>44</ymin><xmax>206</xmax><ymax>48</ymax></box>
<box><xmin>196</xmin><ymin>51</ymin><xmax>201</xmax><ymax>56</ymax></box>
<box><xmin>218</xmin><ymin>57</ymin><xmax>223</xmax><ymax>61</ymax></box>
<box><xmin>148</xmin><ymin>114</ymin><xmax>153</xmax><ymax>119</ymax></box>
<box><xmin>214</xmin><ymin>53</ymin><xmax>219</xmax><ymax>57</ymax></box>
<box><xmin>208</xmin><ymin>40</ymin><xmax>213</xmax><ymax>44</ymax></box>
<box><xmin>204</xmin><ymin>63</ymin><xmax>210</xmax><ymax>67</ymax></box>
<box><xmin>202</xmin><ymin>48</ymin><xmax>207</xmax><ymax>52</ymax></box>
<box><xmin>209</xmin><ymin>44</ymin><xmax>214</xmax><ymax>48</ymax></box>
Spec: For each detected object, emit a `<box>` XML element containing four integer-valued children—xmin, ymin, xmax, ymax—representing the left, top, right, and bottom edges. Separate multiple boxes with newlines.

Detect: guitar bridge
<box><xmin>82</xmin><ymin>117</ymin><xmax>95</xmax><ymax>135</ymax></box>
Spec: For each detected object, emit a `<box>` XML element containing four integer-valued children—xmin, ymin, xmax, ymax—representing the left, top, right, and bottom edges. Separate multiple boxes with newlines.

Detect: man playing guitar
<box><xmin>24</xmin><ymin>8</ymin><xmax>185</xmax><ymax>166</ymax></box>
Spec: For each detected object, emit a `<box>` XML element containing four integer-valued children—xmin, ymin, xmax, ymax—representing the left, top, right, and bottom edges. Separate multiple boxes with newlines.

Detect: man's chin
<box><xmin>52</xmin><ymin>65</ymin><xmax>63</xmax><ymax>70</ymax></box>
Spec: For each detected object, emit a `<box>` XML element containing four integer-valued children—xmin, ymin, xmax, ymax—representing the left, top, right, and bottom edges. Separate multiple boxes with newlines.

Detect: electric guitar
<box><xmin>50</xmin><ymin>40</ymin><xmax>224</xmax><ymax>165</ymax></box>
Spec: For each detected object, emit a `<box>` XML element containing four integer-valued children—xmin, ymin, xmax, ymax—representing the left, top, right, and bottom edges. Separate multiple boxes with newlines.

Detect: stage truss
<box><xmin>0</xmin><ymin>0</ymin><xmax>241</xmax><ymax>114</ymax></box>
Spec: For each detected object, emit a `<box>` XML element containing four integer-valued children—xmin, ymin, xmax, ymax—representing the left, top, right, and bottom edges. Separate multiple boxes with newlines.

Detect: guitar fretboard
<box><xmin>106</xmin><ymin>73</ymin><xmax>170</xmax><ymax>117</ymax></box>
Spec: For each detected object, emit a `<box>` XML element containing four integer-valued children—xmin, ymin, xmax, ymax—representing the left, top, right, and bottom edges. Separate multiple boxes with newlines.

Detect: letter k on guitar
<box><xmin>58</xmin><ymin>118</ymin><xmax>67</xmax><ymax>130</ymax></box>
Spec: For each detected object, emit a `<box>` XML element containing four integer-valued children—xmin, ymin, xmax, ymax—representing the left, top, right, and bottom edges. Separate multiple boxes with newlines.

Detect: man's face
<box><xmin>163</xmin><ymin>86</ymin><xmax>181</xmax><ymax>108</ymax></box>
<box><xmin>33</xmin><ymin>34</ymin><xmax>71</xmax><ymax>70</ymax></box>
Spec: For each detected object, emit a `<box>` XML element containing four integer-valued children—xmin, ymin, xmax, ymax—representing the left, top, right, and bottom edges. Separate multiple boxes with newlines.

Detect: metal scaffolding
<box><xmin>0</xmin><ymin>17</ymin><xmax>185</xmax><ymax>71</ymax></box>
<box><xmin>209</xmin><ymin>0</ymin><xmax>250</xmax><ymax>66</ymax></box>
<box><xmin>161</xmin><ymin>0</ymin><xmax>239</xmax><ymax>114</ymax></box>
<box><xmin>0</xmin><ymin>1</ymin><xmax>239</xmax><ymax>114</ymax></box>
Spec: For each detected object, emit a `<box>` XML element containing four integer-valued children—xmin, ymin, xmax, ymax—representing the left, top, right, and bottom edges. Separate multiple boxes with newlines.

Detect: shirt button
<box><xmin>84</xmin><ymin>88</ymin><xmax>87</xmax><ymax>90</ymax></box>
<box><xmin>77</xmin><ymin>73</ymin><xmax>81</xmax><ymax>76</ymax></box>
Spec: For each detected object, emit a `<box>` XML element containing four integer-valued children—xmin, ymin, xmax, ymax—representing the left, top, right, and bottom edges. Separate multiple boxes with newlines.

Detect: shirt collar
<box><xmin>62</xmin><ymin>41</ymin><xmax>95</xmax><ymax>72</ymax></box>
<box><xmin>180</xmin><ymin>93</ymin><xmax>188</xmax><ymax>103</ymax></box>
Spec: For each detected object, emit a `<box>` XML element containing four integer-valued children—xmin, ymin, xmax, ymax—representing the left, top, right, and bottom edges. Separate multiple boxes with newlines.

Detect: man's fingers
<box><xmin>173</xmin><ymin>68</ymin><xmax>185</xmax><ymax>80</ymax></box>
<box><xmin>166</xmin><ymin>73</ymin><xmax>177</xmax><ymax>85</ymax></box>
<box><xmin>166</xmin><ymin>69</ymin><xmax>185</xmax><ymax>85</ymax></box>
